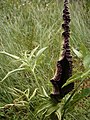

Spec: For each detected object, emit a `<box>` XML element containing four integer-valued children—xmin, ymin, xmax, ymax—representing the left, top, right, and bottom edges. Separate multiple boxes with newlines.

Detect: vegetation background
<box><xmin>0</xmin><ymin>0</ymin><xmax>90</xmax><ymax>120</ymax></box>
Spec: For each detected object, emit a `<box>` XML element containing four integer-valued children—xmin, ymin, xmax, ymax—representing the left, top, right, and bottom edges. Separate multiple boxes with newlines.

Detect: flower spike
<box><xmin>50</xmin><ymin>0</ymin><xmax>74</xmax><ymax>100</ymax></box>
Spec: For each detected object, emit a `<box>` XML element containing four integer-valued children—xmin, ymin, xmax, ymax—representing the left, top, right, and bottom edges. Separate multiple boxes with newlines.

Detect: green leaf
<box><xmin>56</xmin><ymin>108</ymin><xmax>61</xmax><ymax>120</ymax></box>
<box><xmin>0</xmin><ymin>51</ymin><xmax>20</xmax><ymax>60</ymax></box>
<box><xmin>81</xmin><ymin>69</ymin><xmax>90</xmax><ymax>78</ymax></box>
<box><xmin>45</xmin><ymin>104</ymin><xmax>59</xmax><ymax>117</ymax></box>
<box><xmin>42</xmin><ymin>86</ymin><xmax>49</xmax><ymax>98</ymax></box>
<box><xmin>29</xmin><ymin>46</ymin><xmax>39</xmax><ymax>60</ymax></box>
<box><xmin>62</xmin><ymin>72</ymin><xmax>82</xmax><ymax>88</ymax></box>
<box><xmin>66</xmin><ymin>88</ymin><xmax>90</xmax><ymax>112</ymax></box>
<box><xmin>25</xmin><ymin>88</ymin><xmax>30</xmax><ymax>99</ymax></box>
<box><xmin>13</xmin><ymin>88</ymin><xmax>25</xmax><ymax>95</ymax></box>
<box><xmin>83</xmin><ymin>55</ymin><xmax>90</xmax><ymax>69</ymax></box>
<box><xmin>74</xmin><ymin>88</ymin><xmax>90</xmax><ymax>100</ymax></box>
<box><xmin>36</xmin><ymin>47</ymin><xmax>47</xmax><ymax>59</ymax></box>
<box><xmin>80</xmin><ymin>43</ymin><xmax>88</xmax><ymax>57</ymax></box>
<box><xmin>62</xmin><ymin>69</ymin><xmax>90</xmax><ymax>88</ymax></box>
<box><xmin>29</xmin><ymin>88</ymin><xmax>38</xmax><ymax>101</ymax></box>
<box><xmin>8</xmin><ymin>87</ymin><xmax>27</xmax><ymax>99</ymax></box>
<box><xmin>35</xmin><ymin>99</ymin><xmax>53</xmax><ymax>115</ymax></box>
<box><xmin>8</xmin><ymin>87</ymin><xmax>21</xmax><ymax>97</ymax></box>
<box><xmin>0</xmin><ymin>68</ymin><xmax>25</xmax><ymax>82</ymax></box>
<box><xmin>72</xmin><ymin>47</ymin><xmax>83</xmax><ymax>58</ymax></box>
<box><xmin>36</xmin><ymin>102</ymin><xmax>52</xmax><ymax>115</ymax></box>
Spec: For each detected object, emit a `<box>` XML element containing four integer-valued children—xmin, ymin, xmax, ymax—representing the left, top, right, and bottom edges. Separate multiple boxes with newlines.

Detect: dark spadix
<box><xmin>50</xmin><ymin>0</ymin><xmax>74</xmax><ymax>100</ymax></box>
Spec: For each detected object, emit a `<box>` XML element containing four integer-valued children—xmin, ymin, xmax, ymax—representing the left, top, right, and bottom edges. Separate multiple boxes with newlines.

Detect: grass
<box><xmin>0</xmin><ymin>0</ymin><xmax>90</xmax><ymax>120</ymax></box>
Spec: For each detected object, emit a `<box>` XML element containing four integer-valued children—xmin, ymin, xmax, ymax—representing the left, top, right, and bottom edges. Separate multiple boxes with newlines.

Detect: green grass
<box><xmin>0</xmin><ymin>0</ymin><xmax>90</xmax><ymax>120</ymax></box>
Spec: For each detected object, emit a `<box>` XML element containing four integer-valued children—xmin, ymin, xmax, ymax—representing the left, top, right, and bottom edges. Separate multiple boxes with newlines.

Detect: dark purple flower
<box><xmin>50</xmin><ymin>0</ymin><xmax>74</xmax><ymax>100</ymax></box>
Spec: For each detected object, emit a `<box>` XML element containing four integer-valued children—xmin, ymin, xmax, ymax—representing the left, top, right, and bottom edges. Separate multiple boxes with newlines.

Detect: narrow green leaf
<box><xmin>13</xmin><ymin>88</ymin><xmax>25</xmax><ymax>95</ymax></box>
<box><xmin>66</xmin><ymin>88</ymin><xmax>90</xmax><ymax>112</ymax></box>
<box><xmin>36</xmin><ymin>47</ymin><xmax>47</xmax><ymax>58</ymax></box>
<box><xmin>0</xmin><ymin>51</ymin><xmax>20</xmax><ymax>60</ymax></box>
<box><xmin>8</xmin><ymin>87</ymin><xmax>20</xmax><ymax>96</ymax></box>
<box><xmin>36</xmin><ymin>101</ymin><xmax>52</xmax><ymax>115</ymax></box>
<box><xmin>62</xmin><ymin>69</ymin><xmax>90</xmax><ymax>88</ymax></box>
<box><xmin>38</xmin><ymin>104</ymin><xmax>52</xmax><ymax>115</ymax></box>
<box><xmin>62</xmin><ymin>72</ymin><xmax>82</xmax><ymax>88</ymax></box>
<box><xmin>42</xmin><ymin>86</ymin><xmax>49</xmax><ymax>98</ymax></box>
<box><xmin>56</xmin><ymin>108</ymin><xmax>61</xmax><ymax>120</ymax></box>
<box><xmin>0</xmin><ymin>68</ymin><xmax>25</xmax><ymax>82</ymax></box>
<box><xmin>45</xmin><ymin>105</ymin><xmax>59</xmax><ymax>117</ymax></box>
<box><xmin>32</xmin><ymin>61</ymin><xmax>36</xmax><ymax>72</ymax></box>
<box><xmin>29</xmin><ymin>46</ymin><xmax>39</xmax><ymax>60</ymax></box>
<box><xmin>66</xmin><ymin>72</ymin><xmax>82</xmax><ymax>81</ymax></box>
<box><xmin>25</xmin><ymin>88</ymin><xmax>30</xmax><ymax>99</ymax></box>
<box><xmin>72</xmin><ymin>47</ymin><xmax>83</xmax><ymax>58</ymax></box>
<box><xmin>81</xmin><ymin>69</ymin><xmax>90</xmax><ymax>78</ymax></box>
<box><xmin>29</xmin><ymin>88</ymin><xmax>38</xmax><ymax>101</ymax></box>
<box><xmin>23</xmin><ymin>51</ymin><xmax>28</xmax><ymax>59</ymax></box>
<box><xmin>73</xmin><ymin>88</ymin><xmax>90</xmax><ymax>101</ymax></box>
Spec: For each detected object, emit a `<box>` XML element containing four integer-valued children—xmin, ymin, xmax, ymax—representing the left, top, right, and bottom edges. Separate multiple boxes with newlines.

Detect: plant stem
<box><xmin>61</xmin><ymin>109</ymin><xmax>66</xmax><ymax>120</ymax></box>
<box><xmin>32</xmin><ymin>71</ymin><xmax>42</xmax><ymax>93</ymax></box>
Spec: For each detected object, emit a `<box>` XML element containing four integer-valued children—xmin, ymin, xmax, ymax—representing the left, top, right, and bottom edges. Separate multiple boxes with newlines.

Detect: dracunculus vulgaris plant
<box><xmin>47</xmin><ymin>0</ymin><xmax>90</xmax><ymax>119</ymax></box>
<box><xmin>0</xmin><ymin>0</ymin><xmax>90</xmax><ymax>120</ymax></box>
<box><xmin>50</xmin><ymin>0</ymin><xmax>74</xmax><ymax>100</ymax></box>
